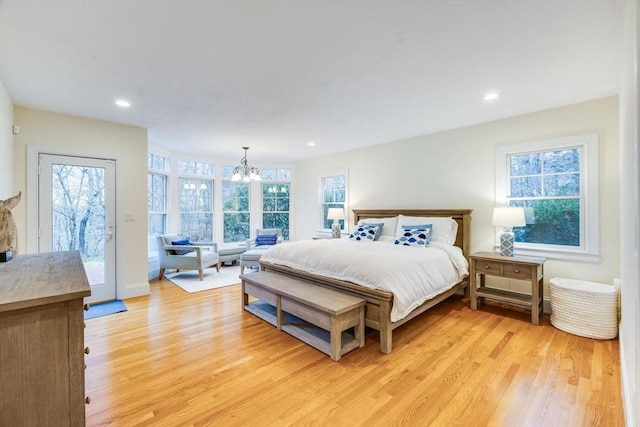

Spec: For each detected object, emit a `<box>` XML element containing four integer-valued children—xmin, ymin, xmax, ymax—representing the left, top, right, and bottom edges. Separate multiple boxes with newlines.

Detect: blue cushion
<box><xmin>171</xmin><ymin>239</ymin><xmax>193</xmax><ymax>255</ymax></box>
<box><xmin>394</xmin><ymin>228</ymin><xmax>431</xmax><ymax>247</ymax></box>
<box><xmin>349</xmin><ymin>225</ymin><xmax>379</xmax><ymax>242</ymax></box>
<box><xmin>359</xmin><ymin>222</ymin><xmax>384</xmax><ymax>240</ymax></box>
<box><xmin>400</xmin><ymin>224</ymin><xmax>432</xmax><ymax>244</ymax></box>
<box><xmin>256</xmin><ymin>234</ymin><xmax>278</xmax><ymax>246</ymax></box>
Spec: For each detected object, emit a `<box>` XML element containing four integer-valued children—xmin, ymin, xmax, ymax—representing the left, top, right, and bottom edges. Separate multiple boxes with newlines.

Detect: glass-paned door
<box><xmin>38</xmin><ymin>154</ymin><xmax>116</xmax><ymax>303</ymax></box>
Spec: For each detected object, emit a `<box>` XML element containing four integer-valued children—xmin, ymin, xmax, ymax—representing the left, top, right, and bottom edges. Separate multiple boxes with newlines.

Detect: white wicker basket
<box><xmin>549</xmin><ymin>277</ymin><xmax>619</xmax><ymax>339</ymax></box>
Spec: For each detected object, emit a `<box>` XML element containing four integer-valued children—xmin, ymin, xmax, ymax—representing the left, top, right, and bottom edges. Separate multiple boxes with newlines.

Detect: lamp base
<box><xmin>331</xmin><ymin>222</ymin><xmax>341</xmax><ymax>238</ymax></box>
<box><xmin>499</xmin><ymin>232</ymin><xmax>515</xmax><ymax>257</ymax></box>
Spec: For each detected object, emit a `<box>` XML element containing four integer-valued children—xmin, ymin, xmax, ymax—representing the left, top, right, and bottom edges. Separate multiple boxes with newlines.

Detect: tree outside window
<box><xmin>509</xmin><ymin>148</ymin><xmax>581</xmax><ymax>247</ymax></box>
<box><xmin>322</xmin><ymin>174</ymin><xmax>346</xmax><ymax>229</ymax></box>
<box><xmin>180</xmin><ymin>178</ymin><xmax>213</xmax><ymax>241</ymax></box>
<box><xmin>223</xmin><ymin>180</ymin><xmax>250</xmax><ymax>242</ymax></box>
<box><xmin>148</xmin><ymin>153</ymin><xmax>167</xmax><ymax>254</ymax></box>
<box><xmin>263</xmin><ymin>183</ymin><xmax>290</xmax><ymax>240</ymax></box>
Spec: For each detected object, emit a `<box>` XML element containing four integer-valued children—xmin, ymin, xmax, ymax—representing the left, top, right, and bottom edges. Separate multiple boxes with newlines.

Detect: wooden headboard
<box><xmin>352</xmin><ymin>209</ymin><xmax>473</xmax><ymax>258</ymax></box>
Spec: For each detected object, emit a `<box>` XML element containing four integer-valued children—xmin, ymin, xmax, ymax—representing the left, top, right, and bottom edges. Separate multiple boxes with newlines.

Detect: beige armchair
<box><xmin>157</xmin><ymin>234</ymin><xmax>221</xmax><ymax>281</ymax></box>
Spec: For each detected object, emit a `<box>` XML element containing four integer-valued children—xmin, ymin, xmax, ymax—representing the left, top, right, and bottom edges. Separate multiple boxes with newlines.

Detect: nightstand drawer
<box><xmin>503</xmin><ymin>263</ymin><xmax>532</xmax><ymax>279</ymax></box>
<box><xmin>474</xmin><ymin>260</ymin><xmax>503</xmax><ymax>275</ymax></box>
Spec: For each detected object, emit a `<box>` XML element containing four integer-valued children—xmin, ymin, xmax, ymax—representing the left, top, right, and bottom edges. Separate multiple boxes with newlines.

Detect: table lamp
<box><xmin>327</xmin><ymin>208</ymin><xmax>345</xmax><ymax>238</ymax></box>
<box><xmin>492</xmin><ymin>207</ymin><xmax>526</xmax><ymax>256</ymax></box>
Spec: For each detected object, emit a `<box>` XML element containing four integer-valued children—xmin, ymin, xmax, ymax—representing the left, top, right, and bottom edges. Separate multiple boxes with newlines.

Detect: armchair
<box><xmin>240</xmin><ymin>229</ymin><xmax>283</xmax><ymax>273</ymax></box>
<box><xmin>156</xmin><ymin>234</ymin><xmax>221</xmax><ymax>281</ymax></box>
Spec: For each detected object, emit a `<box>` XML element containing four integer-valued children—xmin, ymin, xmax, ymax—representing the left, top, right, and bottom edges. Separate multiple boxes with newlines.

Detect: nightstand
<box><xmin>469</xmin><ymin>251</ymin><xmax>546</xmax><ymax>325</ymax></box>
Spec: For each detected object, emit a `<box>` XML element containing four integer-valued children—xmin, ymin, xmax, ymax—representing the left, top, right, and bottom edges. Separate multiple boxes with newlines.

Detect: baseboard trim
<box><xmin>619</xmin><ymin>321</ymin><xmax>637</xmax><ymax>427</ymax></box>
<box><xmin>119</xmin><ymin>281</ymin><xmax>150</xmax><ymax>300</ymax></box>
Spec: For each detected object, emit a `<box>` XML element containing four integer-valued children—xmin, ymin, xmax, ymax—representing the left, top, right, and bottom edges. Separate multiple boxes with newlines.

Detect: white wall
<box><xmin>0</xmin><ymin>81</ymin><xmax>14</xmax><ymax>199</ymax></box>
<box><xmin>294</xmin><ymin>96</ymin><xmax>620</xmax><ymax>292</ymax></box>
<box><xmin>619</xmin><ymin>1</ymin><xmax>639</xmax><ymax>425</ymax></box>
<box><xmin>12</xmin><ymin>107</ymin><xmax>150</xmax><ymax>299</ymax></box>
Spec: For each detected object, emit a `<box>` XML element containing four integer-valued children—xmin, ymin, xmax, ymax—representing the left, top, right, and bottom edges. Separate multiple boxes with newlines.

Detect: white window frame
<box><xmin>177</xmin><ymin>158</ymin><xmax>214</xmax><ymax>242</ymax></box>
<box><xmin>261</xmin><ymin>167</ymin><xmax>292</xmax><ymax>240</ymax></box>
<box><xmin>319</xmin><ymin>170</ymin><xmax>348</xmax><ymax>233</ymax></box>
<box><xmin>495</xmin><ymin>133</ymin><xmax>599</xmax><ymax>262</ymax></box>
<box><xmin>148</xmin><ymin>153</ymin><xmax>168</xmax><ymax>257</ymax></box>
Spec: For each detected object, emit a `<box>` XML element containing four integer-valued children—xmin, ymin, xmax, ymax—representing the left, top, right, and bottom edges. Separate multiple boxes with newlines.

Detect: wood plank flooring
<box><xmin>85</xmin><ymin>274</ymin><xmax>624</xmax><ymax>426</ymax></box>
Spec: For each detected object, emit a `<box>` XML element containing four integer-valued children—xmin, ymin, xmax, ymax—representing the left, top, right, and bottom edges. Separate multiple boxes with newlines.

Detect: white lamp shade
<box><xmin>492</xmin><ymin>207</ymin><xmax>526</xmax><ymax>227</ymax></box>
<box><xmin>327</xmin><ymin>208</ymin><xmax>345</xmax><ymax>220</ymax></box>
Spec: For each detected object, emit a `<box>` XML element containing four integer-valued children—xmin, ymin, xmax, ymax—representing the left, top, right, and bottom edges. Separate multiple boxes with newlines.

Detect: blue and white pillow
<box><xmin>349</xmin><ymin>225</ymin><xmax>379</xmax><ymax>242</ymax></box>
<box><xmin>358</xmin><ymin>222</ymin><xmax>385</xmax><ymax>240</ymax></box>
<box><xmin>394</xmin><ymin>228</ymin><xmax>430</xmax><ymax>247</ymax></box>
<box><xmin>400</xmin><ymin>224</ymin><xmax>432</xmax><ymax>245</ymax></box>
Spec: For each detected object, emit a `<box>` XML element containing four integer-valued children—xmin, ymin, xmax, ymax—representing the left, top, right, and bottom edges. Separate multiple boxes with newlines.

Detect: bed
<box><xmin>259</xmin><ymin>209</ymin><xmax>473</xmax><ymax>354</ymax></box>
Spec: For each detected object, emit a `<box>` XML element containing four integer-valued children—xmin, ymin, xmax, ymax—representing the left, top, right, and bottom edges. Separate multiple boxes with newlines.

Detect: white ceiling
<box><xmin>0</xmin><ymin>1</ymin><xmax>623</xmax><ymax>163</ymax></box>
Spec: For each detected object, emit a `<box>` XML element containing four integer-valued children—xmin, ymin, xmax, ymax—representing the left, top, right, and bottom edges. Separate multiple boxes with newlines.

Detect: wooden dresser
<box><xmin>0</xmin><ymin>251</ymin><xmax>91</xmax><ymax>426</ymax></box>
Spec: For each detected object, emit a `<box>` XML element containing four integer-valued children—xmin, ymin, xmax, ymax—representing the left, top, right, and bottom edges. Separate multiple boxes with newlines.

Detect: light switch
<box><xmin>124</xmin><ymin>213</ymin><xmax>135</xmax><ymax>222</ymax></box>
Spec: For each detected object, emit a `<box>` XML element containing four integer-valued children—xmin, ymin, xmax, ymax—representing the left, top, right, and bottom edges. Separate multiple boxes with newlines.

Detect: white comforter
<box><xmin>259</xmin><ymin>239</ymin><xmax>469</xmax><ymax>322</ymax></box>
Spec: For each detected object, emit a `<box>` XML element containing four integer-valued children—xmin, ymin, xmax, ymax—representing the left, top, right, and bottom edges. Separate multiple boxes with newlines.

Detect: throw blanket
<box><xmin>260</xmin><ymin>239</ymin><xmax>468</xmax><ymax>322</ymax></box>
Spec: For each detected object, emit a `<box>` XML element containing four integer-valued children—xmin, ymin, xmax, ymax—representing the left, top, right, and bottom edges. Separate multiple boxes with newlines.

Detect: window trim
<box><xmin>319</xmin><ymin>170</ymin><xmax>348</xmax><ymax>232</ymax></box>
<box><xmin>147</xmin><ymin>152</ymin><xmax>169</xmax><ymax>257</ymax></box>
<box><xmin>494</xmin><ymin>133</ymin><xmax>599</xmax><ymax>262</ymax></box>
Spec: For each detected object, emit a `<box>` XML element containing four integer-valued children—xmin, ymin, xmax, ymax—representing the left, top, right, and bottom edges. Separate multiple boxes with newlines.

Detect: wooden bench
<box><xmin>241</xmin><ymin>271</ymin><xmax>366</xmax><ymax>361</ymax></box>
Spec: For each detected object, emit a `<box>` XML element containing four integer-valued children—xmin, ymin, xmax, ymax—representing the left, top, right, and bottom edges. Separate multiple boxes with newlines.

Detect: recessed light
<box><xmin>483</xmin><ymin>93</ymin><xmax>499</xmax><ymax>101</ymax></box>
<box><xmin>115</xmin><ymin>99</ymin><xmax>130</xmax><ymax>108</ymax></box>
<box><xmin>307</xmin><ymin>141</ymin><xmax>316</xmax><ymax>147</ymax></box>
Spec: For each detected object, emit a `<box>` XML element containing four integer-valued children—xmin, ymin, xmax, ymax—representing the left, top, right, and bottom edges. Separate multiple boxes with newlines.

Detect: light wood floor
<box><xmin>85</xmin><ymin>273</ymin><xmax>624</xmax><ymax>426</ymax></box>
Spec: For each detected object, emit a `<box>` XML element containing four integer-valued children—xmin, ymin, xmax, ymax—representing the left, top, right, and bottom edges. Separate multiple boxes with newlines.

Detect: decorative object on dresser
<box><xmin>259</xmin><ymin>208</ymin><xmax>472</xmax><ymax>354</ymax></box>
<box><xmin>0</xmin><ymin>191</ymin><xmax>21</xmax><ymax>261</ymax></box>
<box><xmin>0</xmin><ymin>250</ymin><xmax>91</xmax><ymax>425</ymax></box>
<box><xmin>327</xmin><ymin>207</ymin><xmax>345</xmax><ymax>238</ymax></box>
<box><xmin>492</xmin><ymin>206</ymin><xmax>525</xmax><ymax>256</ymax></box>
<box><xmin>469</xmin><ymin>251</ymin><xmax>546</xmax><ymax>325</ymax></box>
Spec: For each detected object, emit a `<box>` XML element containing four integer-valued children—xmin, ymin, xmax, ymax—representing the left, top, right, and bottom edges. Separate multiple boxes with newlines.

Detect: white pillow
<box><xmin>358</xmin><ymin>216</ymin><xmax>398</xmax><ymax>238</ymax></box>
<box><xmin>395</xmin><ymin>214</ymin><xmax>458</xmax><ymax>245</ymax></box>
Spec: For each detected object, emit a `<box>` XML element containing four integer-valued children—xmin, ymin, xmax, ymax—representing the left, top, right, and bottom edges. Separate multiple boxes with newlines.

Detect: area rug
<box><xmin>84</xmin><ymin>299</ymin><xmax>128</xmax><ymax>320</ymax></box>
<box><xmin>166</xmin><ymin>265</ymin><xmax>255</xmax><ymax>293</ymax></box>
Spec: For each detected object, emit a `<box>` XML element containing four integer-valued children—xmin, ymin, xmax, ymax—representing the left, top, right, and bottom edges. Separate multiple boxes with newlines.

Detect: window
<box><xmin>178</xmin><ymin>160</ymin><xmax>214</xmax><ymax>242</ymax></box>
<box><xmin>321</xmin><ymin>172</ymin><xmax>347</xmax><ymax>229</ymax></box>
<box><xmin>263</xmin><ymin>183</ymin><xmax>290</xmax><ymax>240</ymax></box>
<box><xmin>148</xmin><ymin>153</ymin><xmax>167</xmax><ymax>255</ymax></box>
<box><xmin>222</xmin><ymin>165</ymin><xmax>250</xmax><ymax>242</ymax></box>
<box><xmin>261</xmin><ymin>168</ymin><xmax>291</xmax><ymax>240</ymax></box>
<box><xmin>495</xmin><ymin>134</ymin><xmax>599</xmax><ymax>261</ymax></box>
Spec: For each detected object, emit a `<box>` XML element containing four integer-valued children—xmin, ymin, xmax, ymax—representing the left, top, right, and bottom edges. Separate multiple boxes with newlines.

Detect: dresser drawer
<box><xmin>474</xmin><ymin>260</ymin><xmax>503</xmax><ymax>276</ymax></box>
<box><xmin>502</xmin><ymin>263</ymin><xmax>532</xmax><ymax>279</ymax></box>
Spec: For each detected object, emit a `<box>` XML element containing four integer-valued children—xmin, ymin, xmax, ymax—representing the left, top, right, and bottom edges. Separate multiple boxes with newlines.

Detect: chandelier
<box><xmin>231</xmin><ymin>147</ymin><xmax>261</xmax><ymax>182</ymax></box>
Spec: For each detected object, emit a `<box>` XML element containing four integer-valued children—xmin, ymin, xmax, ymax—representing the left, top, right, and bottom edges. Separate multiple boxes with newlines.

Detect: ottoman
<box><xmin>240</xmin><ymin>248</ymin><xmax>269</xmax><ymax>273</ymax></box>
<box><xmin>217</xmin><ymin>243</ymin><xmax>246</xmax><ymax>265</ymax></box>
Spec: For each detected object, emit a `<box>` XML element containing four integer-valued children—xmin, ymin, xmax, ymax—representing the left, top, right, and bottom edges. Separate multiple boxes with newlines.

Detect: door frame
<box><xmin>37</xmin><ymin>153</ymin><xmax>116</xmax><ymax>302</ymax></box>
<box><xmin>26</xmin><ymin>145</ymin><xmax>123</xmax><ymax>298</ymax></box>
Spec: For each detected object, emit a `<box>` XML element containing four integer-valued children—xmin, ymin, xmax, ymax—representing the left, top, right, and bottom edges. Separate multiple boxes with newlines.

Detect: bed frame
<box><xmin>260</xmin><ymin>209</ymin><xmax>473</xmax><ymax>354</ymax></box>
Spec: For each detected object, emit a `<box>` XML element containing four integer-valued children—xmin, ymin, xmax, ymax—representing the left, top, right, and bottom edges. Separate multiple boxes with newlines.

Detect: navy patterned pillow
<box><xmin>171</xmin><ymin>239</ymin><xmax>193</xmax><ymax>255</ymax></box>
<box><xmin>349</xmin><ymin>225</ymin><xmax>379</xmax><ymax>242</ymax></box>
<box><xmin>256</xmin><ymin>234</ymin><xmax>278</xmax><ymax>246</ymax></box>
<box><xmin>394</xmin><ymin>228</ymin><xmax>430</xmax><ymax>247</ymax></box>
